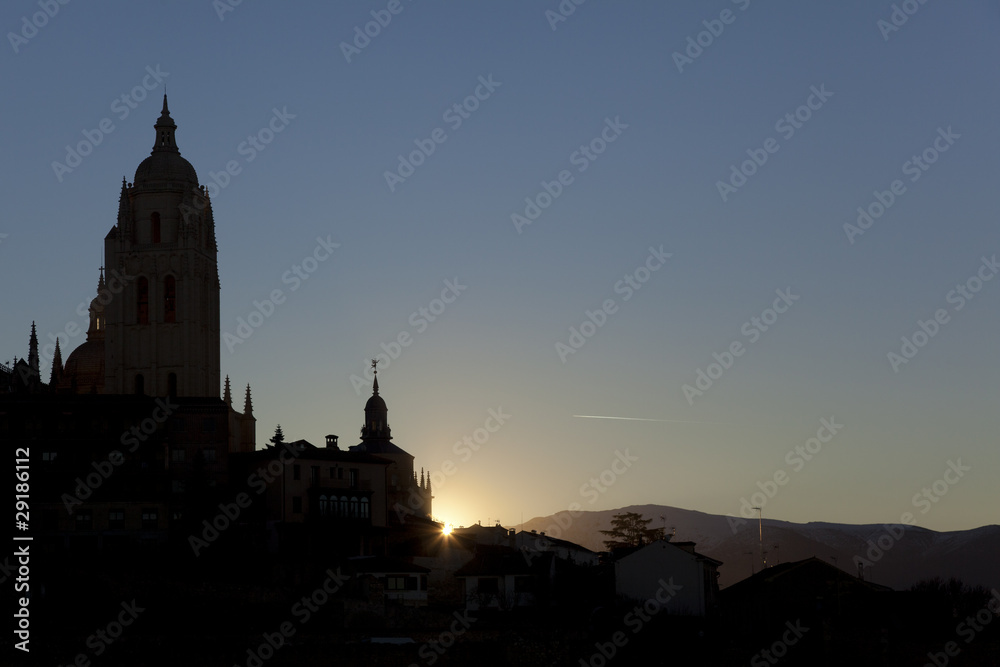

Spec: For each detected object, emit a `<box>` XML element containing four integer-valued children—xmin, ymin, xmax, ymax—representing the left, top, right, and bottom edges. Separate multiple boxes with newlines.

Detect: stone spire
<box><xmin>152</xmin><ymin>93</ymin><xmax>179</xmax><ymax>154</ymax></box>
<box><xmin>49</xmin><ymin>338</ymin><xmax>63</xmax><ymax>386</ymax></box>
<box><xmin>86</xmin><ymin>269</ymin><xmax>106</xmax><ymax>342</ymax></box>
<box><xmin>28</xmin><ymin>322</ymin><xmax>39</xmax><ymax>378</ymax></box>
<box><xmin>113</xmin><ymin>177</ymin><xmax>132</xmax><ymax>241</ymax></box>
<box><xmin>223</xmin><ymin>375</ymin><xmax>232</xmax><ymax>405</ymax></box>
<box><xmin>244</xmin><ymin>383</ymin><xmax>254</xmax><ymax>416</ymax></box>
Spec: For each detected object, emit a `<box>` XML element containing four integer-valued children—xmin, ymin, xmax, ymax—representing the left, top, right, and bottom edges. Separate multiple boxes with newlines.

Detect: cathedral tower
<box><xmin>103</xmin><ymin>96</ymin><xmax>221</xmax><ymax>397</ymax></box>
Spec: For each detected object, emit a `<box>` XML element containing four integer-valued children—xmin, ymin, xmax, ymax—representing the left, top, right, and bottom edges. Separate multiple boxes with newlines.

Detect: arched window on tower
<box><xmin>151</xmin><ymin>212</ymin><xmax>161</xmax><ymax>244</ymax></box>
<box><xmin>137</xmin><ymin>277</ymin><xmax>149</xmax><ymax>324</ymax></box>
<box><xmin>164</xmin><ymin>276</ymin><xmax>176</xmax><ymax>323</ymax></box>
<box><xmin>135</xmin><ymin>374</ymin><xmax>145</xmax><ymax>395</ymax></box>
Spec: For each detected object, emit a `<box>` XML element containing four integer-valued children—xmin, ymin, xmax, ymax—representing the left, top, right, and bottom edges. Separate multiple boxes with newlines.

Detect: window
<box><xmin>340</xmin><ymin>496</ymin><xmax>348</xmax><ymax>516</ymax></box>
<box><xmin>350</xmin><ymin>496</ymin><xmax>359</xmax><ymax>517</ymax></box>
<box><xmin>349</xmin><ymin>468</ymin><xmax>358</xmax><ymax>488</ymax></box>
<box><xmin>386</xmin><ymin>576</ymin><xmax>417</xmax><ymax>591</ymax></box>
<box><xmin>164</xmin><ymin>276</ymin><xmax>176</xmax><ymax>323</ymax></box>
<box><xmin>137</xmin><ymin>277</ymin><xmax>149</xmax><ymax>324</ymax></box>
<box><xmin>151</xmin><ymin>212</ymin><xmax>161</xmax><ymax>243</ymax></box>
<box><xmin>361</xmin><ymin>497</ymin><xmax>369</xmax><ymax>519</ymax></box>
<box><xmin>293</xmin><ymin>465</ymin><xmax>301</xmax><ymax>481</ymax></box>
<box><xmin>167</xmin><ymin>372</ymin><xmax>177</xmax><ymax>397</ymax></box>
<box><xmin>75</xmin><ymin>510</ymin><xmax>93</xmax><ymax>530</ymax></box>
<box><xmin>310</xmin><ymin>466</ymin><xmax>319</xmax><ymax>485</ymax></box>
<box><xmin>202</xmin><ymin>448</ymin><xmax>216</xmax><ymax>463</ymax></box>
<box><xmin>134</xmin><ymin>374</ymin><xmax>145</xmax><ymax>396</ymax></box>
<box><xmin>171</xmin><ymin>448</ymin><xmax>185</xmax><ymax>462</ymax></box>
<box><xmin>108</xmin><ymin>510</ymin><xmax>125</xmax><ymax>530</ymax></box>
<box><xmin>141</xmin><ymin>509</ymin><xmax>158</xmax><ymax>530</ymax></box>
<box><xmin>292</xmin><ymin>496</ymin><xmax>302</xmax><ymax>514</ymax></box>
<box><xmin>171</xmin><ymin>480</ymin><xmax>185</xmax><ymax>494</ymax></box>
<box><xmin>42</xmin><ymin>451</ymin><xmax>57</xmax><ymax>462</ymax></box>
<box><xmin>329</xmin><ymin>467</ymin><xmax>336</xmax><ymax>479</ymax></box>
<box><xmin>319</xmin><ymin>494</ymin><xmax>329</xmax><ymax>516</ymax></box>
<box><xmin>338</xmin><ymin>467</ymin><xmax>344</xmax><ymax>480</ymax></box>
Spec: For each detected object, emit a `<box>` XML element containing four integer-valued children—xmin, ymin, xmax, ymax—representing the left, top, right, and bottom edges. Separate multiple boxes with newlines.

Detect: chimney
<box><xmin>325</xmin><ymin>434</ymin><xmax>339</xmax><ymax>449</ymax></box>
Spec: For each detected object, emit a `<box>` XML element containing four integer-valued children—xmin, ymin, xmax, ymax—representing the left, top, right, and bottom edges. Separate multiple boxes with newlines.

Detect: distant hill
<box><xmin>520</xmin><ymin>504</ymin><xmax>1000</xmax><ymax>590</ymax></box>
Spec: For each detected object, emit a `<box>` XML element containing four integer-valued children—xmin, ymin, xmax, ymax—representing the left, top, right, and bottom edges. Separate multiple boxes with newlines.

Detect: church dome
<box><xmin>365</xmin><ymin>393</ymin><xmax>387</xmax><ymax>413</ymax></box>
<box><xmin>61</xmin><ymin>339</ymin><xmax>105</xmax><ymax>394</ymax></box>
<box><xmin>134</xmin><ymin>151</ymin><xmax>199</xmax><ymax>187</ymax></box>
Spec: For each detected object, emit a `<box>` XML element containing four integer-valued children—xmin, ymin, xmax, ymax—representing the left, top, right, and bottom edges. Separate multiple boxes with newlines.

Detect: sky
<box><xmin>2</xmin><ymin>0</ymin><xmax>998</xmax><ymax>533</ymax></box>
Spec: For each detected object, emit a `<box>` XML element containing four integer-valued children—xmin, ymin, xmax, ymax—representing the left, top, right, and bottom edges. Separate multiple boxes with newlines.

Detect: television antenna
<box><xmin>752</xmin><ymin>506</ymin><xmax>767</xmax><ymax>569</ymax></box>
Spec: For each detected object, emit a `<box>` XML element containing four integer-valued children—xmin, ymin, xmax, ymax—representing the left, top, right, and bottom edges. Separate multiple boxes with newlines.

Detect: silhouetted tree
<box><xmin>910</xmin><ymin>577</ymin><xmax>990</xmax><ymax>617</ymax></box>
<box><xmin>270</xmin><ymin>424</ymin><xmax>285</xmax><ymax>446</ymax></box>
<box><xmin>600</xmin><ymin>512</ymin><xmax>665</xmax><ymax>550</ymax></box>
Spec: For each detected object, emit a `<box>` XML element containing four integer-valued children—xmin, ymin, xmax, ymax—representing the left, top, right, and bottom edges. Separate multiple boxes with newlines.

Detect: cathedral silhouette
<box><xmin>1</xmin><ymin>98</ymin><xmax>433</xmax><ymax>560</ymax></box>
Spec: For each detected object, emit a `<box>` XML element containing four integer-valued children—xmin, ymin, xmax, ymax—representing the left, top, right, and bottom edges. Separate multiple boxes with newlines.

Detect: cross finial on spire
<box><xmin>371</xmin><ymin>358</ymin><xmax>380</xmax><ymax>394</ymax></box>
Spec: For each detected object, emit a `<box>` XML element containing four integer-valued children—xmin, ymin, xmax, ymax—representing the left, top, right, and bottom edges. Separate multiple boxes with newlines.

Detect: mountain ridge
<box><xmin>518</xmin><ymin>503</ymin><xmax>1000</xmax><ymax>590</ymax></box>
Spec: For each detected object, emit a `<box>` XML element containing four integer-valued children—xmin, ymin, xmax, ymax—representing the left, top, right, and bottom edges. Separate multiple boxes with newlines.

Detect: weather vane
<box><xmin>371</xmin><ymin>358</ymin><xmax>379</xmax><ymax>376</ymax></box>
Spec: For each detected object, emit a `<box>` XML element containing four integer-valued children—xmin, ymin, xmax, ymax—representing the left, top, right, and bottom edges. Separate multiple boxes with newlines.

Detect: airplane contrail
<box><xmin>573</xmin><ymin>414</ymin><xmax>729</xmax><ymax>425</ymax></box>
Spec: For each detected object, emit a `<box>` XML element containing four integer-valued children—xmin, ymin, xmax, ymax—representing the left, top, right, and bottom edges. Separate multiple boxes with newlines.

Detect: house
<box><xmin>348</xmin><ymin>555</ymin><xmax>431</xmax><ymax>607</ymax></box>
<box><xmin>514</xmin><ymin>529</ymin><xmax>600</xmax><ymax>566</ymax></box>
<box><xmin>451</xmin><ymin>522</ymin><xmax>515</xmax><ymax>546</ymax></box>
<box><xmin>720</xmin><ymin>556</ymin><xmax>895</xmax><ymax>641</ymax></box>
<box><xmin>613</xmin><ymin>539</ymin><xmax>722</xmax><ymax>616</ymax></box>
<box><xmin>229</xmin><ymin>437</ymin><xmax>393</xmax><ymax>557</ymax></box>
<box><xmin>401</xmin><ymin>522</ymin><xmax>478</xmax><ymax>606</ymax></box>
<box><xmin>454</xmin><ymin>545</ymin><xmax>539</xmax><ymax>610</ymax></box>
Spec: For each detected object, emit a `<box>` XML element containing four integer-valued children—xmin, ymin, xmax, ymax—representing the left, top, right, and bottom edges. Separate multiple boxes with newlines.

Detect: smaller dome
<box><xmin>365</xmin><ymin>393</ymin><xmax>388</xmax><ymax>413</ymax></box>
<box><xmin>61</xmin><ymin>339</ymin><xmax>105</xmax><ymax>394</ymax></box>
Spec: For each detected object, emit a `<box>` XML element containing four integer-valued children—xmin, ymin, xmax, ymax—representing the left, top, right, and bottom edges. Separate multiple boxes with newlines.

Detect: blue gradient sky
<box><xmin>2</xmin><ymin>1</ymin><xmax>998</xmax><ymax>531</ymax></box>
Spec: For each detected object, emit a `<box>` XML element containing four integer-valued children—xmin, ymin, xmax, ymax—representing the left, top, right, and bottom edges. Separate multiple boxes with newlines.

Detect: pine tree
<box><xmin>270</xmin><ymin>424</ymin><xmax>285</xmax><ymax>446</ymax></box>
<box><xmin>599</xmin><ymin>512</ymin><xmax>666</xmax><ymax>551</ymax></box>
